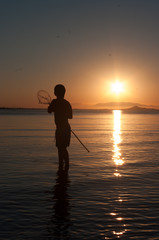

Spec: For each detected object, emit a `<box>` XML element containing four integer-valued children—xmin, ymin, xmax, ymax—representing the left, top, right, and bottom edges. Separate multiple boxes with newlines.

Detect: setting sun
<box><xmin>111</xmin><ymin>82</ymin><xmax>124</xmax><ymax>94</ymax></box>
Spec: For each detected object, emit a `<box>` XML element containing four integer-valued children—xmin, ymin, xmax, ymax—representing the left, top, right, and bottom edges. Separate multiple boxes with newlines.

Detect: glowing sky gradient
<box><xmin>1</xmin><ymin>0</ymin><xmax>159</xmax><ymax>108</ymax></box>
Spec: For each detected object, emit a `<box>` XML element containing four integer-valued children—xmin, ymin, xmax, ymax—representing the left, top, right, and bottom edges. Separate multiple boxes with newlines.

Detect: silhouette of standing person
<box><xmin>48</xmin><ymin>84</ymin><xmax>73</xmax><ymax>172</ymax></box>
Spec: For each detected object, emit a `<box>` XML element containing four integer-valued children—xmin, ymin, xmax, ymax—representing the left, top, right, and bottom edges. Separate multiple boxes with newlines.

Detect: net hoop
<box><xmin>37</xmin><ymin>90</ymin><xmax>51</xmax><ymax>104</ymax></box>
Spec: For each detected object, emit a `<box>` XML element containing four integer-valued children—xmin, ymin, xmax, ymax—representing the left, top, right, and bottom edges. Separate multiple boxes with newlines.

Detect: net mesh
<box><xmin>37</xmin><ymin>90</ymin><xmax>51</xmax><ymax>104</ymax></box>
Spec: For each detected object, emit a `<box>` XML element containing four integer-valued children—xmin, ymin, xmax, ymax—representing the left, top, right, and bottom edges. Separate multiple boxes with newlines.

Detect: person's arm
<box><xmin>68</xmin><ymin>102</ymin><xmax>73</xmax><ymax>119</ymax></box>
<box><xmin>48</xmin><ymin>100</ymin><xmax>55</xmax><ymax>114</ymax></box>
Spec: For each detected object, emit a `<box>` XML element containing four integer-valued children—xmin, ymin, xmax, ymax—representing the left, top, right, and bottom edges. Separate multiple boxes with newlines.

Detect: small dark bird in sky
<box><xmin>15</xmin><ymin>67</ymin><xmax>23</xmax><ymax>72</ymax></box>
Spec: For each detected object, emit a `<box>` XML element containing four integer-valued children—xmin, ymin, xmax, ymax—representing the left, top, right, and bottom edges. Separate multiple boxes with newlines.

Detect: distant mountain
<box><xmin>74</xmin><ymin>106</ymin><xmax>159</xmax><ymax>114</ymax></box>
<box><xmin>122</xmin><ymin>106</ymin><xmax>159</xmax><ymax>114</ymax></box>
<box><xmin>94</xmin><ymin>102</ymin><xmax>159</xmax><ymax>109</ymax></box>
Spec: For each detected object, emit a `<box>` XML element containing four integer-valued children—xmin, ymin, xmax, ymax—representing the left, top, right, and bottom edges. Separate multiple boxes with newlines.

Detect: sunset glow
<box><xmin>1</xmin><ymin>1</ymin><xmax>159</xmax><ymax>108</ymax></box>
<box><xmin>111</xmin><ymin>82</ymin><xmax>124</xmax><ymax>95</ymax></box>
<box><xmin>1</xmin><ymin>2</ymin><xmax>159</xmax><ymax>240</ymax></box>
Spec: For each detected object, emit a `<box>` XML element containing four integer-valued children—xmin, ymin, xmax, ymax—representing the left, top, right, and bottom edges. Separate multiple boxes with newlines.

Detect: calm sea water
<box><xmin>0</xmin><ymin>109</ymin><xmax>159</xmax><ymax>240</ymax></box>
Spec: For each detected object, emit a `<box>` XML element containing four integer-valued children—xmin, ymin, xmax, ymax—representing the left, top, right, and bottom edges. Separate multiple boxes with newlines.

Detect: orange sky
<box><xmin>1</xmin><ymin>1</ymin><xmax>159</xmax><ymax>109</ymax></box>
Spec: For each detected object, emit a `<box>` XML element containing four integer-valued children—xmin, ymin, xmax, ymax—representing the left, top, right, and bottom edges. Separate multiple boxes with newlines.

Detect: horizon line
<box><xmin>1</xmin><ymin>105</ymin><xmax>159</xmax><ymax>111</ymax></box>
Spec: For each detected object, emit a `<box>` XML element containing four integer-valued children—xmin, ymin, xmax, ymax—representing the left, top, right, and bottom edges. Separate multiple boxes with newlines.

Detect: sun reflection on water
<box><xmin>105</xmin><ymin>110</ymin><xmax>127</xmax><ymax>239</ymax></box>
<box><xmin>113</xmin><ymin>110</ymin><xmax>124</xmax><ymax>171</ymax></box>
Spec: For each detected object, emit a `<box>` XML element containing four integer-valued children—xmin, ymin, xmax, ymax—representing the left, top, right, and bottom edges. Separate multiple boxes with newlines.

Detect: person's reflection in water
<box><xmin>49</xmin><ymin>169</ymin><xmax>71</xmax><ymax>239</ymax></box>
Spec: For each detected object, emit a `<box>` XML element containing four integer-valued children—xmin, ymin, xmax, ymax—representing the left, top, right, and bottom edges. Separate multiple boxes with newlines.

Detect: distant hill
<box><xmin>122</xmin><ymin>106</ymin><xmax>159</xmax><ymax>114</ymax></box>
<box><xmin>94</xmin><ymin>102</ymin><xmax>159</xmax><ymax>109</ymax></box>
<box><xmin>74</xmin><ymin>105</ymin><xmax>159</xmax><ymax>114</ymax></box>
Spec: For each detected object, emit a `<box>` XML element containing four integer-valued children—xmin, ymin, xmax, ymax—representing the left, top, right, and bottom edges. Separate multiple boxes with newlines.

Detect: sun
<box><xmin>111</xmin><ymin>82</ymin><xmax>124</xmax><ymax>94</ymax></box>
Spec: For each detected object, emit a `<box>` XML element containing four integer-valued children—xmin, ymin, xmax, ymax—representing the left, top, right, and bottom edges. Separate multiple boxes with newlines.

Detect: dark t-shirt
<box><xmin>48</xmin><ymin>98</ymin><xmax>72</xmax><ymax>129</ymax></box>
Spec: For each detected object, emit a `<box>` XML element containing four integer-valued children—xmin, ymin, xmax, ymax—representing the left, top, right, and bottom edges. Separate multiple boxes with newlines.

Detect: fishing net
<box><xmin>37</xmin><ymin>90</ymin><xmax>51</xmax><ymax>104</ymax></box>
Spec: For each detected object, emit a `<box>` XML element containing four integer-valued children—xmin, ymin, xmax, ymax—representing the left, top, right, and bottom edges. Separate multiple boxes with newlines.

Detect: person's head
<box><xmin>54</xmin><ymin>84</ymin><xmax>66</xmax><ymax>98</ymax></box>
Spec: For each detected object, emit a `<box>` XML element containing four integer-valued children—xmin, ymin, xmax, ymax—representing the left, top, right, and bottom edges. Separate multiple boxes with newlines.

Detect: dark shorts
<box><xmin>55</xmin><ymin>126</ymin><xmax>71</xmax><ymax>148</ymax></box>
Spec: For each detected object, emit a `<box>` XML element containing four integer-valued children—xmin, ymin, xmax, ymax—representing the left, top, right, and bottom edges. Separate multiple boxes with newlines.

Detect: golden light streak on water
<box><xmin>113</xmin><ymin>110</ymin><xmax>124</xmax><ymax>169</ymax></box>
<box><xmin>116</xmin><ymin>217</ymin><xmax>123</xmax><ymax>221</ymax></box>
<box><xmin>107</xmin><ymin>110</ymin><xmax>128</xmax><ymax>239</ymax></box>
<box><xmin>113</xmin><ymin>230</ymin><xmax>127</xmax><ymax>236</ymax></box>
<box><xmin>110</xmin><ymin>212</ymin><xmax>117</xmax><ymax>216</ymax></box>
<box><xmin>114</xmin><ymin>172</ymin><xmax>121</xmax><ymax>177</ymax></box>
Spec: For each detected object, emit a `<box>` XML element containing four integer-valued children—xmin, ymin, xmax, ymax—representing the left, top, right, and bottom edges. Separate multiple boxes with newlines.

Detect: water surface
<box><xmin>0</xmin><ymin>109</ymin><xmax>159</xmax><ymax>239</ymax></box>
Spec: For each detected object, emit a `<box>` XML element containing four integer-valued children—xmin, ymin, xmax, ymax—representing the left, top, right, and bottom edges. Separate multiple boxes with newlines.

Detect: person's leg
<box><xmin>63</xmin><ymin>147</ymin><xmax>69</xmax><ymax>171</ymax></box>
<box><xmin>58</xmin><ymin>147</ymin><xmax>69</xmax><ymax>171</ymax></box>
<box><xmin>58</xmin><ymin>148</ymin><xmax>64</xmax><ymax>171</ymax></box>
